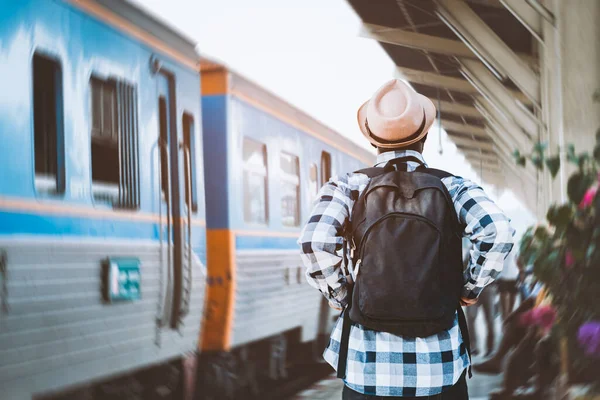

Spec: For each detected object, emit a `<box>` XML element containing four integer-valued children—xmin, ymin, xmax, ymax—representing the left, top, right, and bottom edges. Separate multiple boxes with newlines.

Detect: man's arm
<box><xmin>298</xmin><ymin>175</ymin><xmax>354</xmax><ymax>309</ymax></box>
<box><xmin>445</xmin><ymin>177</ymin><xmax>515</xmax><ymax>299</ymax></box>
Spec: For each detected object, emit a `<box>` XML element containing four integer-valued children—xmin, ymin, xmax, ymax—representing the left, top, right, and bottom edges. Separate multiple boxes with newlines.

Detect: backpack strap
<box><xmin>336</xmin><ymin>294</ymin><xmax>353</xmax><ymax>379</ymax></box>
<box><xmin>416</xmin><ymin>166</ymin><xmax>455</xmax><ymax>179</ymax></box>
<box><xmin>353</xmin><ymin>166</ymin><xmax>387</xmax><ymax>178</ymax></box>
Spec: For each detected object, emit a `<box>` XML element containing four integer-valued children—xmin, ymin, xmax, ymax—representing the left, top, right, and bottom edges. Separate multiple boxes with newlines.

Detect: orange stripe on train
<box><xmin>200</xmin><ymin>229</ymin><xmax>236</xmax><ymax>351</ymax></box>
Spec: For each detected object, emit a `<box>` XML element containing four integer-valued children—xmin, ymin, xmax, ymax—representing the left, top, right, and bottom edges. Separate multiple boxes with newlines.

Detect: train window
<box><xmin>321</xmin><ymin>151</ymin><xmax>332</xmax><ymax>185</ymax></box>
<box><xmin>279</xmin><ymin>152</ymin><xmax>300</xmax><ymax>227</ymax></box>
<box><xmin>90</xmin><ymin>76</ymin><xmax>140</xmax><ymax>209</ymax></box>
<box><xmin>309</xmin><ymin>163</ymin><xmax>319</xmax><ymax>202</ymax></box>
<box><xmin>32</xmin><ymin>53</ymin><xmax>65</xmax><ymax>194</ymax></box>
<box><xmin>243</xmin><ymin>138</ymin><xmax>268</xmax><ymax>224</ymax></box>
<box><xmin>182</xmin><ymin>112</ymin><xmax>198</xmax><ymax>213</ymax></box>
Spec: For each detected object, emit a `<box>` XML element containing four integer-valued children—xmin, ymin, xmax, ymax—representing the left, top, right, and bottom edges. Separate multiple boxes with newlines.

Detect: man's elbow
<box><xmin>483</xmin><ymin>216</ymin><xmax>515</xmax><ymax>245</ymax></box>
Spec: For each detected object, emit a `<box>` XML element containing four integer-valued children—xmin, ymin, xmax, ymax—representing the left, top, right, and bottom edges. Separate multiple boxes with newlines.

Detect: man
<box><xmin>299</xmin><ymin>80</ymin><xmax>514</xmax><ymax>399</ymax></box>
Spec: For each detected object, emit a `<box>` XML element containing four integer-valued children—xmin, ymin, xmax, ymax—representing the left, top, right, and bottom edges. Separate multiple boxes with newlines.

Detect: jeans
<box><xmin>341</xmin><ymin>371</ymin><xmax>468</xmax><ymax>399</ymax></box>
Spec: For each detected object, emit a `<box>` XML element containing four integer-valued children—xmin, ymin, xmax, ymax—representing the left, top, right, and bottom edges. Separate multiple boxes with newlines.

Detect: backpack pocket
<box><xmin>356</xmin><ymin>213</ymin><xmax>444</xmax><ymax>322</ymax></box>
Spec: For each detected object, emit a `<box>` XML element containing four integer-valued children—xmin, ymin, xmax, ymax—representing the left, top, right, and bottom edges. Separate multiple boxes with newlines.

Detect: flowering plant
<box><xmin>520</xmin><ymin>305</ymin><xmax>558</xmax><ymax>335</ymax></box>
<box><xmin>515</xmin><ymin>128</ymin><xmax>600</xmax><ymax>385</ymax></box>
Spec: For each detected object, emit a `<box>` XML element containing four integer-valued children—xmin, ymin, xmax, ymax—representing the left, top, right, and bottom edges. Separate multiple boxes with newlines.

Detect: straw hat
<box><xmin>357</xmin><ymin>79</ymin><xmax>436</xmax><ymax>148</ymax></box>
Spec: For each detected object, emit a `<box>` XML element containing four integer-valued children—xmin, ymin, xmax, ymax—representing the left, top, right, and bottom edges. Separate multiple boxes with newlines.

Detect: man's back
<box><xmin>299</xmin><ymin>150</ymin><xmax>515</xmax><ymax>397</ymax></box>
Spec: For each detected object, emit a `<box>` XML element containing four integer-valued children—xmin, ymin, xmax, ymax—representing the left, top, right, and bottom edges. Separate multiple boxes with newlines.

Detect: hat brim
<box><xmin>357</xmin><ymin>94</ymin><xmax>436</xmax><ymax>149</ymax></box>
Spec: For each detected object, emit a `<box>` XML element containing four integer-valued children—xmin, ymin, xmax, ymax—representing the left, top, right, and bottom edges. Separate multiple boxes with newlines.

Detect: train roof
<box><xmin>200</xmin><ymin>60</ymin><xmax>375</xmax><ymax>165</ymax></box>
<box><xmin>70</xmin><ymin>0</ymin><xmax>201</xmax><ymax>68</ymax></box>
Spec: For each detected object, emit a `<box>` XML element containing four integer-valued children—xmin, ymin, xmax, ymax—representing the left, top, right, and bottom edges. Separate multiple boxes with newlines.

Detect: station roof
<box><xmin>348</xmin><ymin>0</ymin><xmax>546</xmax><ymax>209</ymax></box>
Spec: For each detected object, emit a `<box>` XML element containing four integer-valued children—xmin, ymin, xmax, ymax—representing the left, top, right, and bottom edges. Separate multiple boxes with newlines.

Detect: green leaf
<box><xmin>513</xmin><ymin>149</ymin><xmax>521</xmax><ymax>162</ymax></box>
<box><xmin>567</xmin><ymin>172</ymin><xmax>595</xmax><ymax>205</ymax></box>
<box><xmin>545</xmin><ymin>156</ymin><xmax>561</xmax><ymax>178</ymax></box>
<box><xmin>533</xmin><ymin>226</ymin><xmax>551</xmax><ymax>241</ymax></box>
<box><xmin>512</xmin><ymin>149</ymin><xmax>528</xmax><ymax>167</ymax></box>
<box><xmin>531</xmin><ymin>152</ymin><xmax>544</xmax><ymax>170</ymax></box>
<box><xmin>546</xmin><ymin>204</ymin><xmax>573</xmax><ymax>231</ymax></box>
<box><xmin>566</xmin><ymin>144</ymin><xmax>579</xmax><ymax>165</ymax></box>
<box><xmin>593</xmin><ymin>144</ymin><xmax>600</xmax><ymax>164</ymax></box>
<box><xmin>533</xmin><ymin>142</ymin><xmax>548</xmax><ymax>155</ymax></box>
<box><xmin>578</xmin><ymin>152</ymin><xmax>590</xmax><ymax>170</ymax></box>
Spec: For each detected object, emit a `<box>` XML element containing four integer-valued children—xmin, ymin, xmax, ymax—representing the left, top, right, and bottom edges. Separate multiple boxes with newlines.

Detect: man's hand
<box><xmin>460</xmin><ymin>297</ymin><xmax>478</xmax><ymax>307</ymax></box>
<box><xmin>328</xmin><ymin>300</ymin><xmax>343</xmax><ymax>311</ymax></box>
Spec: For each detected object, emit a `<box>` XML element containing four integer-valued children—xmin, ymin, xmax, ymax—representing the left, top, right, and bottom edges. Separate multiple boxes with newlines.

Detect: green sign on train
<box><xmin>103</xmin><ymin>258</ymin><xmax>141</xmax><ymax>302</ymax></box>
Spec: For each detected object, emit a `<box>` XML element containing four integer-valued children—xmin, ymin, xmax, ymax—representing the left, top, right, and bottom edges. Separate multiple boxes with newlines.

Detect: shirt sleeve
<box><xmin>444</xmin><ymin>177</ymin><xmax>515</xmax><ymax>299</ymax></box>
<box><xmin>298</xmin><ymin>175</ymin><xmax>353</xmax><ymax>308</ymax></box>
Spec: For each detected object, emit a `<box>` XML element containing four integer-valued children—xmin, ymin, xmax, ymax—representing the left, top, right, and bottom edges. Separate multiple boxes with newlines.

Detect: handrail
<box><xmin>153</xmin><ymin>140</ymin><xmax>172</xmax><ymax>330</ymax></box>
<box><xmin>179</xmin><ymin>143</ymin><xmax>193</xmax><ymax>319</ymax></box>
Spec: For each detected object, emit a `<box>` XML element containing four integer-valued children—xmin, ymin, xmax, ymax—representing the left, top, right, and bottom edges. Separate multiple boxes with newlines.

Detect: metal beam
<box><xmin>474</xmin><ymin>98</ymin><xmax>533</xmax><ymax>152</ymax></box>
<box><xmin>458</xmin><ymin>148</ymin><xmax>498</xmax><ymax>163</ymax></box>
<box><xmin>499</xmin><ymin>0</ymin><xmax>543</xmax><ymax>43</ymax></box>
<box><xmin>484</xmin><ymin>124</ymin><xmax>538</xmax><ymax>181</ymax></box>
<box><xmin>479</xmin><ymin>166</ymin><xmax>503</xmax><ymax>175</ymax></box>
<box><xmin>360</xmin><ymin>23</ymin><xmax>475</xmax><ymax>58</ymax></box>
<box><xmin>466</xmin><ymin>155</ymin><xmax>500</xmax><ymax>167</ymax></box>
<box><xmin>447</xmin><ymin>134</ymin><xmax>494</xmax><ymax>151</ymax></box>
<box><xmin>396</xmin><ymin>67</ymin><xmax>478</xmax><ymax>94</ymax></box>
<box><xmin>441</xmin><ymin>119</ymin><xmax>488</xmax><ymax>138</ymax></box>
<box><xmin>465</xmin><ymin>0</ymin><xmax>504</xmax><ymax>8</ymax></box>
<box><xmin>397</xmin><ymin>67</ymin><xmax>532</xmax><ymax>105</ymax></box>
<box><xmin>525</xmin><ymin>0</ymin><xmax>555</xmax><ymax>25</ymax></box>
<box><xmin>435</xmin><ymin>0</ymin><xmax>540</xmax><ymax>106</ymax></box>
<box><xmin>438</xmin><ymin>100</ymin><xmax>481</xmax><ymax>118</ymax></box>
<box><xmin>360</xmin><ymin>22</ymin><xmax>538</xmax><ymax>66</ymax></box>
<box><xmin>459</xmin><ymin>59</ymin><xmax>541</xmax><ymax>139</ymax></box>
<box><xmin>457</xmin><ymin>144</ymin><xmax>495</xmax><ymax>156</ymax></box>
<box><xmin>495</xmin><ymin>149</ymin><xmax>536</xmax><ymax>183</ymax></box>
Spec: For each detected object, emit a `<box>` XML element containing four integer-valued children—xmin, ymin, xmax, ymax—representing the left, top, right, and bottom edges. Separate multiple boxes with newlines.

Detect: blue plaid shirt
<box><xmin>299</xmin><ymin>150</ymin><xmax>514</xmax><ymax>397</ymax></box>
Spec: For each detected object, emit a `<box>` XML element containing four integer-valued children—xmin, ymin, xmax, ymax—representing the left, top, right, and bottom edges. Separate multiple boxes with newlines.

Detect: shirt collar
<box><xmin>374</xmin><ymin>150</ymin><xmax>428</xmax><ymax>171</ymax></box>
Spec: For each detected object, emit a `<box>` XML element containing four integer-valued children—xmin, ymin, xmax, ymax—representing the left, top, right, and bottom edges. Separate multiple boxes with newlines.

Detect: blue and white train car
<box><xmin>0</xmin><ymin>1</ymin><xmax>206</xmax><ymax>398</ymax></box>
<box><xmin>197</xmin><ymin>61</ymin><xmax>374</xmax><ymax>395</ymax></box>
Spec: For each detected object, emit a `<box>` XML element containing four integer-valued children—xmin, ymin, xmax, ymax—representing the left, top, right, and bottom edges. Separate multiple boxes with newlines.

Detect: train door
<box><xmin>156</xmin><ymin>69</ymin><xmax>190</xmax><ymax>330</ymax></box>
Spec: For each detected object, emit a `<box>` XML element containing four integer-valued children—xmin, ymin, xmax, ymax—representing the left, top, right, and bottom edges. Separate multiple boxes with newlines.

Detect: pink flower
<box><xmin>531</xmin><ymin>305</ymin><xmax>557</xmax><ymax>334</ymax></box>
<box><xmin>519</xmin><ymin>306</ymin><xmax>557</xmax><ymax>334</ymax></box>
<box><xmin>565</xmin><ymin>250</ymin><xmax>575</xmax><ymax>269</ymax></box>
<box><xmin>579</xmin><ymin>185</ymin><xmax>598</xmax><ymax>208</ymax></box>
<box><xmin>519</xmin><ymin>309</ymin><xmax>536</xmax><ymax>327</ymax></box>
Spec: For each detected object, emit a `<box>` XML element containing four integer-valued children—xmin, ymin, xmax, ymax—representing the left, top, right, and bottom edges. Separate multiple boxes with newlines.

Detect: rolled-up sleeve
<box><xmin>445</xmin><ymin>177</ymin><xmax>515</xmax><ymax>299</ymax></box>
<box><xmin>298</xmin><ymin>175</ymin><xmax>354</xmax><ymax>308</ymax></box>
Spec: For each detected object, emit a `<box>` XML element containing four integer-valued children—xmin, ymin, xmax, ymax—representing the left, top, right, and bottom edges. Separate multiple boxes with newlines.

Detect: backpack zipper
<box><xmin>356</xmin><ymin>212</ymin><xmax>441</xmax><ymax>263</ymax></box>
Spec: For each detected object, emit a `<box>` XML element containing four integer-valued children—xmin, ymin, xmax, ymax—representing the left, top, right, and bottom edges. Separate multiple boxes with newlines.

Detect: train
<box><xmin>0</xmin><ymin>1</ymin><xmax>374</xmax><ymax>399</ymax></box>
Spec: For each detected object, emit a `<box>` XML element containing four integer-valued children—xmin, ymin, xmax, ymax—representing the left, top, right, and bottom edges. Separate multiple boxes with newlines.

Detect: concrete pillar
<box><xmin>539</xmin><ymin>0</ymin><xmax>600</xmax><ymax>210</ymax></box>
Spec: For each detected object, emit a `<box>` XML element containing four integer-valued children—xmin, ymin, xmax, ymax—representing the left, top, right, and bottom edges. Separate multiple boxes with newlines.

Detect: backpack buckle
<box><xmin>349</xmin><ymin>237</ymin><xmax>356</xmax><ymax>259</ymax></box>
